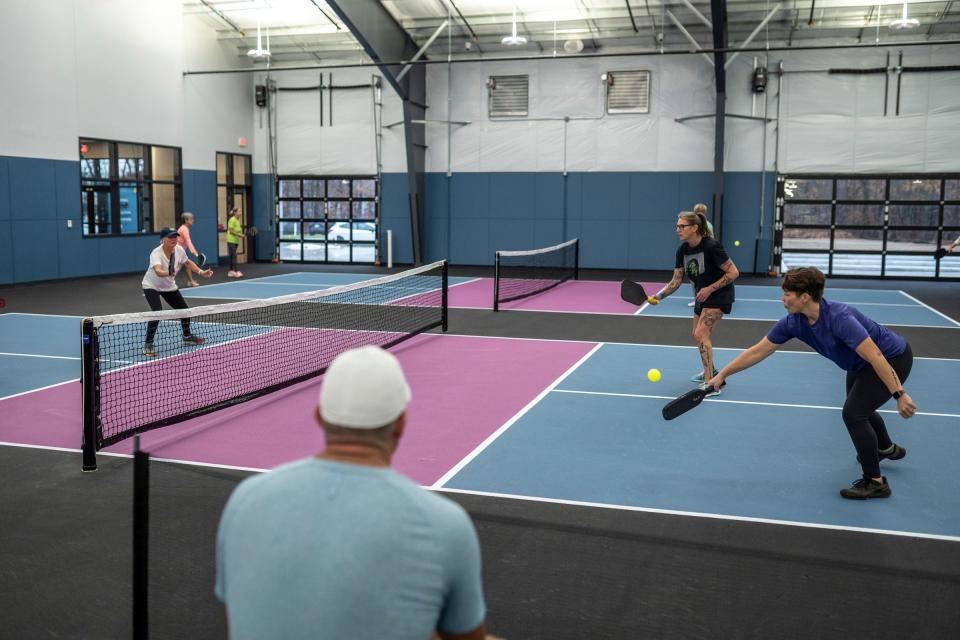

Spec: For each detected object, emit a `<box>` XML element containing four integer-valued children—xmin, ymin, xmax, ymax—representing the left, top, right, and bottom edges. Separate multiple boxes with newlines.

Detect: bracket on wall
<box><xmin>674</xmin><ymin>113</ymin><xmax>773</xmax><ymax>123</ymax></box>
<box><xmin>384</xmin><ymin>119</ymin><xmax>470</xmax><ymax>128</ymax></box>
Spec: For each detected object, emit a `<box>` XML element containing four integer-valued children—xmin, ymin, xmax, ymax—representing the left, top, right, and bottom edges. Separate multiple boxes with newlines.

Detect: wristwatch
<box><xmin>892</xmin><ymin>390</ymin><xmax>904</xmax><ymax>399</ymax></box>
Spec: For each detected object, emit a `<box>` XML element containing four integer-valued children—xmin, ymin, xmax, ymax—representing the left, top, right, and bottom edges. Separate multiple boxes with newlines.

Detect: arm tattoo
<box><xmin>890</xmin><ymin>368</ymin><xmax>902</xmax><ymax>389</ymax></box>
<box><xmin>658</xmin><ymin>269</ymin><xmax>684</xmax><ymax>299</ymax></box>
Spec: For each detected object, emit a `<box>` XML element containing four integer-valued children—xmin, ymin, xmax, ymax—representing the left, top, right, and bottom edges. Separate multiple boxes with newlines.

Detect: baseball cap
<box><xmin>159</xmin><ymin>227</ymin><xmax>180</xmax><ymax>238</ymax></box>
<box><xmin>319</xmin><ymin>346</ymin><xmax>411</xmax><ymax>429</ymax></box>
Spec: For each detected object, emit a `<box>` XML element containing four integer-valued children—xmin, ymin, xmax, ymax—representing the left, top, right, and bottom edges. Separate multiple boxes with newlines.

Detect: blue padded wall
<box><xmin>182</xmin><ymin>169</ymin><xmax>219</xmax><ymax>266</ymax></box>
<box><xmin>0</xmin><ymin>157</ymin><xmax>12</xmax><ymax>283</ymax></box>
<box><xmin>380</xmin><ymin>172</ymin><xmax>413</xmax><ymax>265</ymax></box>
<box><xmin>251</xmin><ymin>173</ymin><xmax>275</xmax><ymax>262</ymax></box>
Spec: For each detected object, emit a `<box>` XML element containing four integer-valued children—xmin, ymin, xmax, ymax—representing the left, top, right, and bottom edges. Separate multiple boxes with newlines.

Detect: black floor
<box><xmin>2</xmin><ymin>265</ymin><xmax>960</xmax><ymax>639</ymax></box>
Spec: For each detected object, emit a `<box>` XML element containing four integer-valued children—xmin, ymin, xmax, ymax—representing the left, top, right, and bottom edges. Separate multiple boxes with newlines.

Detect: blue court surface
<box><xmin>4</xmin><ymin>313</ymin><xmax>959</xmax><ymax>541</ymax></box>
<box><xmin>642</xmin><ymin>284</ymin><xmax>958</xmax><ymax>328</ymax></box>
<box><xmin>438</xmin><ymin>342</ymin><xmax>960</xmax><ymax>540</ymax></box>
<box><xmin>181</xmin><ymin>272</ymin><xmax>478</xmax><ymax>301</ymax></box>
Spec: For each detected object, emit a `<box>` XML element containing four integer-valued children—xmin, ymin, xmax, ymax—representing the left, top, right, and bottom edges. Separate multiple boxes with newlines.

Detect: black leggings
<box><xmin>143</xmin><ymin>288</ymin><xmax>191</xmax><ymax>345</ymax></box>
<box><xmin>228</xmin><ymin>242</ymin><xmax>238</xmax><ymax>271</ymax></box>
<box><xmin>843</xmin><ymin>343</ymin><xmax>913</xmax><ymax>479</ymax></box>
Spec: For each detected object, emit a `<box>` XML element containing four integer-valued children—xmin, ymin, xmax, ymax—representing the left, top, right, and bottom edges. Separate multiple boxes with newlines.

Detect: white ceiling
<box><xmin>183</xmin><ymin>0</ymin><xmax>960</xmax><ymax>64</ymax></box>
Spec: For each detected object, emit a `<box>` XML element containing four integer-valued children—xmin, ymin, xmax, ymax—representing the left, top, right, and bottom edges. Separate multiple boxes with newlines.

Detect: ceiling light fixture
<box><xmin>501</xmin><ymin>7</ymin><xmax>527</xmax><ymax>45</ymax></box>
<box><xmin>247</xmin><ymin>21</ymin><xmax>272</xmax><ymax>59</ymax></box>
<box><xmin>888</xmin><ymin>1</ymin><xmax>920</xmax><ymax>30</ymax></box>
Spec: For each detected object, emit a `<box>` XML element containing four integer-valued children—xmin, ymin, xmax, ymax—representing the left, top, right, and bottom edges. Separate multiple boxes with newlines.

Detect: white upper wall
<box><xmin>0</xmin><ymin>0</ymin><xmax>254</xmax><ymax>171</ymax></box>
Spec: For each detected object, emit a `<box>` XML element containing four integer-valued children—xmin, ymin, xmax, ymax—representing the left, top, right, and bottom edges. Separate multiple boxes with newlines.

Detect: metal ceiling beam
<box><xmin>726</xmin><ymin>3</ymin><xmax>783</xmax><ymax>67</ymax></box>
<box><xmin>625</xmin><ymin>1</ymin><xmax>640</xmax><ymax>32</ymax></box>
<box><xmin>709</xmin><ymin>0</ymin><xmax>728</xmax><ymax>241</ymax></box>
<box><xmin>198</xmin><ymin>0</ymin><xmax>244</xmax><ymax>35</ymax></box>
<box><xmin>307</xmin><ymin>0</ymin><xmax>342</xmax><ymax>30</ymax></box>
<box><xmin>678</xmin><ymin>0</ymin><xmax>714</xmax><ymax>28</ymax></box>
<box><xmin>666</xmin><ymin>10</ymin><xmax>714</xmax><ymax>65</ymax></box>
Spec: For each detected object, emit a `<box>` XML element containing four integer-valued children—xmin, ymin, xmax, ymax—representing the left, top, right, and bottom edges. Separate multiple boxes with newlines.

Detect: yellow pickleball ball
<box><xmin>734</xmin><ymin>240</ymin><xmax>741</xmax><ymax>246</ymax></box>
<box><xmin>647</xmin><ymin>368</ymin><xmax>661</xmax><ymax>382</ymax></box>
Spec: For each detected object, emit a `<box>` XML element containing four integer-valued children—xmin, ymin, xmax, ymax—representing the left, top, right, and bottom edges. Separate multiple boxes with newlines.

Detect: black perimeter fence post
<box><xmin>493</xmin><ymin>252</ymin><xmax>501</xmax><ymax>312</ymax></box>
<box><xmin>81</xmin><ymin>319</ymin><xmax>98</xmax><ymax>472</ymax></box>
<box><xmin>441</xmin><ymin>261</ymin><xmax>449</xmax><ymax>332</ymax></box>
<box><xmin>133</xmin><ymin>435</ymin><xmax>149</xmax><ymax>640</ymax></box>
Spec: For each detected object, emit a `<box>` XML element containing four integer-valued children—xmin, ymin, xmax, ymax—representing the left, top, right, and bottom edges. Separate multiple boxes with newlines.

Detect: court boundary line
<box><xmin>897</xmin><ymin>290</ymin><xmax>960</xmax><ymax>327</ymax></box>
<box><xmin>0</xmin><ymin>378</ymin><xmax>79</xmax><ymax>401</ymax></box>
<box><xmin>0</xmin><ymin>352</ymin><xmax>79</xmax><ymax>360</ymax></box>
<box><xmin>433</xmin><ymin>487</ymin><xmax>960</xmax><ymax>543</ymax></box>
<box><xmin>430</xmin><ymin>342</ymin><xmax>605</xmax><ymax>489</ymax></box>
<box><xmin>551</xmin><ymin>389</ymin><xmax>960</xmax><ymax>419</ymax></box>
<box><xmin>4</xmin><ymin>440</ymin><xmax>957</xmax><ymax>542</ymax></box>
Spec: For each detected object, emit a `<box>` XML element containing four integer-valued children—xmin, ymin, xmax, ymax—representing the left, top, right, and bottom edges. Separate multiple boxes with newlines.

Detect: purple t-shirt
<box><xmin>766</xmin><ymin>298</ymin><xmax>906</xmax><ymax>371</ymax></box>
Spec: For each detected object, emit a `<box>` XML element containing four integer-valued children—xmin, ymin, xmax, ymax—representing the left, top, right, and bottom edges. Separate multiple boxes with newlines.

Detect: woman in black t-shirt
<box><xmin>647</xmin><ymin>211</ymin><xmax>739</xmax><ymax>395</ymax></box>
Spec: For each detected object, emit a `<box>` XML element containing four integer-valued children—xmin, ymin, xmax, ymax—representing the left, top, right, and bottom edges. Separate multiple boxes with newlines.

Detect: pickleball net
<box><xmin>81</xmin><ymin>260</ymin><xmax>448</xmax><ymax>470</ymax></box>
<box><xmin>493</xmin><ymin>239</ymin><xmax>579</xmax><ymax>311</ymax></box>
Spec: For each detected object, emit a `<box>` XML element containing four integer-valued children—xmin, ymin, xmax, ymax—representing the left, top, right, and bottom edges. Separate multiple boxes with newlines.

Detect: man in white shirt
<box><xmin>142</xmin><ymin>227</ymin><xmax>214</xmax><ymax>357</ymax></box>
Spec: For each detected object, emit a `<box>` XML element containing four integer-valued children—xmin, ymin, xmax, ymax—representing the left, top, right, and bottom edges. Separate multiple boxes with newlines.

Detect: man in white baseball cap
<box><xmin>215</xmin><ymin>346</ymin><xmax>490</xmax><ymax>640</ymax></box>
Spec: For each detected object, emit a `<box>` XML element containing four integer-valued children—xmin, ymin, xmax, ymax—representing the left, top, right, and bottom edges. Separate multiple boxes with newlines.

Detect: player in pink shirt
<box><xmin>177</xmin><ymin>212</ymin><xmax>203</xmax><ymax>287</ymax></box>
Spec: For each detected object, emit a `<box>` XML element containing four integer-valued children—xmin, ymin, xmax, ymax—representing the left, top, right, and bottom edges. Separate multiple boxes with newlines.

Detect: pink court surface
<box><xmin>0</xmin><ymin>334</ymin><xmax>595</xmax><ymax>485</ymax></box>
<box><xmin>449</xmin><ymin>278</ymin><xmax>663</xmax><ymax>314</ymax></box>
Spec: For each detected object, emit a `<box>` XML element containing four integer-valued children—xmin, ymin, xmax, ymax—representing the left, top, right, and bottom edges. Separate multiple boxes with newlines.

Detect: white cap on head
<box><xmin>319</xmin><ymin>346</ymin><xmax>411</xmax><ymax>429</ymax></box>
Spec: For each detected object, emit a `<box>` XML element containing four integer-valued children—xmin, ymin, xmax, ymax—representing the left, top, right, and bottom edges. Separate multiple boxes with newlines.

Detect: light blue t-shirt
<box><xmin>766</xmin><ymin>298</ymin><xmax>906</xmax><ymax>371</ymax></box>
<box><xmin>216</xmin><ymin>458</ymin><xmax>485</xmax><ymax>640</ymax></box>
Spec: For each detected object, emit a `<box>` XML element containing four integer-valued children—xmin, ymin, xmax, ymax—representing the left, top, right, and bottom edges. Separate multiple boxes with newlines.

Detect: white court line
<box><xmin>0</xmin><ymin>378</ymin><xmax>79</xmax><ymax>401</ymax></box>
<box><xmin>431</xmin><ymin>342</ymin><xmax>605</xmax><ymax>489</ymax></box>
<box><xmin>3</xmin><ymin>440</ymin><xmax>957</xmax><ymax>542</ymax></box>
<box><xmin>897</xmin><ymin>290</ymin><xmax>960</xmax><ymax>328</ymax></box>
<box><xmin>0</xmin><ymin>352</ymin><xmax>79</xmax><ymax>360</ymax></box>
<box><xmin>2</xmin><ymin>312</ymin><xmax>86</xmax><ymax>319</ymax></box>
<box><xmin>551</xmin><ymin>389</ymin><xmax>960</xmax><ymax>419</ymax></box>
<box><xmin>433</xmin><ymin>487</ymin><xmax>960</xmax><ymax>543</ymax></box>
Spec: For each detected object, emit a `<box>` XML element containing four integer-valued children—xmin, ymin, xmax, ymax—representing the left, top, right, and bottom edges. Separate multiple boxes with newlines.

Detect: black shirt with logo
<box><xmin>674</xmin><ymin>237</ymin><xmax>735</xmax><ymax>306</ymax></box>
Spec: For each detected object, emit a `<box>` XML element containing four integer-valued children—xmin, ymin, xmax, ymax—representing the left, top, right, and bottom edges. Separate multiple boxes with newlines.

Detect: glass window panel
<box><xmin>80</xmin><ymin>140</ymin><xmax>112</xmax><ymax>179</ymax></box>
<box><xmin>783</xmin><ymin>228</ymin><xmax>830</xmax><ymax>250</ymax></box>
<box><xmin>890</xmin><ymin>179</ymin><xmax>940</xmax><ymax>201</ymax></box>
<box><xmin>781</xmin><ymin>252</ymin><xmax>829</xmax><ymax>272</ymax></box>
<box><xmin>835</xmin><ymin>204</ymin><xmax>882</xmax><ymax>226</ymax></box>
<box><xmin>303</xmin><ymin>180</ymin><xmax>324</xmax><ymax>198</ymax></box>
<box><xmin>832</xmin><ymin>253</ymin><xmax>881</xmax><ymax>277</ymax></box>
<box><xmin>233</xmin><ymin>156</ymin><xmax>247</xmax><ymax>185</ymax></box>
<box><xmin>784</xmin><ymin>203</ymin><xmax>831</xmax><ymax>225</ymax></box>
<box><xmin>887</xmin><ymin>229</ymin><xmax>937</xmax><ymax>251</ymax></box>
<box><xmin>888</xmin><ymin>204</ymin><xmax>939</xmax><ymax>227</ymax></box>
<box><xmin>217</xmin><ymin>153</ymin><xmax>228</xmax><ymax>184</ymax></box>
<box><xmin>279</xmin><ymin>180</ymin><xmax>301</xmax><ymax>197</ymax></box>
<box><xmin>328</xmin><ymin>201</ymin><xmax>350</xmax><ymax>220</ymax></box>
<box><xmin>280</xmin><ymin>242</ymin><xmax>302</xmax><ymax>261</ymax></box>
<box><xmin>783</xmin><ymin>178</ymin><xmax>832</xmax><ymax>200</ymax></box>
<box><xmin>218</xmin><ymin>187</ymin><xmax>228</xmax><ymax>230</ymax></box>
<box><xmin>152</xmin><ymin>147</ymin><xmax>178</xmax><ymax>181</ymax></box>
<box><xmin>327</xmin><ymin>243</ymin><xmax>351</xmax><ymax>262</ymax></box>
<box><xmin>353</xmin><ymin>179</ymin><xmax>376</xmax><ymax>198</ymax></box>
<box><xmin>946</xmin><ymin>180</ymin><xmax>960</xmax><ymax>201</ymax></box>
<box><xmin>279</xmin><ymin>221</ymin><xmax>301</xmax><ymax>241</ymax></box>
<box><xmin>82</xmin><ymin>189</ymin><xmax>113</xmax><ymax>235</ymax></box>
<box><xmin>304</xmin><ymin>221</ymin><xmax>326</xmax><ymax>240</ymax></box>
<box><xmin>303</xmin><ymin>243</ymin><xmax>326</xmax><ymax>262</ymax></box>
<box><xmin>151</xmin><ymin>183</ymin><xmax>177</xmax><ymax>231</ymax></box>
<box><xmin>327</xmin><ymin>221</ymin><xmax>351</xmax><ymax>242</ymax></box>
<box><xmin>833</xmin><ymin>229</ymin><xmax>882</xmax><ymax>251</ymax></box>
<box><xmin>885</xmin><ymin>259</ymin><xmax>935</xmax><ymax>278</ymax></box>
<box><xmin>836</xmin><ymin>179</ymin><xmax>885</xmax><ymax>201</ymax></box>
<box><xmin>118</xmin><ymin>183</ymin><xmax>144</xmax><ymax>233</ymax></box>
<box><xmin>352</xmin><ymin>244</ymin><xmax>375</xmax><ymax>263</ymax></box>
<box><xmin>280</xmin><ymin>201</ymin><xmax>301</xmax><ymax>219</ymax></box>
<box><xmin>303</xmin><ymin>201</ymin><xmax>324</xmax><ymax>219</ymax></box>
<box><xmin>328</xmin><ymin>179</ymin><xmax>350</xmax><ymax>198</ymax></box>
<box><xmin>352</xmin><ymin>201</ymin><xmax>375</xmax><ymax>220</ymax></box>
<box><xmin>944</xmin><ymin>205</ymin><xmax>960</xmax><ymax>226</ymax></box>
<box><xmin>350</xmin><ymin>221</ymin><xmax>376</xmax><ymax>242</ymax></box>
<box><xmin>117</xmin><ymin>144</ymin><xmax>145</xmax><ymax>180</ymax></box>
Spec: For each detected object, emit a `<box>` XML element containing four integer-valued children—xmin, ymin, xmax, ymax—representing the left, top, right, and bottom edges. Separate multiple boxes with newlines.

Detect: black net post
<box><xmin>133</xmin><ymin>436</ymin><xmax>149</xmax><ymax>640</ymax></box>
<box><xmin>574</xmin><ymin>240</ymin><xmax>580</xmax><ymax>280</ymax></box>
<box><xmin>81</xmin><ymin>319</ymin><xmax>98</xmax><ymax>472</ymax></box>
<box><xmin>441</xmin><ymin>261</ymin><xmax>449</xmax><ymax>332</ymax></box>
<box><xmin>493</xmin><ymin>252</ymin><xmax>501</xmax><ymax>312</ymax></box>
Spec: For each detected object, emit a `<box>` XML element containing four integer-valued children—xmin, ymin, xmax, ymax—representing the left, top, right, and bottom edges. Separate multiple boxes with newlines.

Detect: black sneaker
<box><xmin>856</xmin><ymin>443</ymin><xmax>906</xmax><ymax>464</ymax></box>
<box><xmin>143</xmin><ymin>344</ymin><xmax>158</xmax><ymax>358</ymax></box>
<box><xmin>840</xmin><ymin>476</ymin><xmax>891</xmax><ymax>500</ymax></box>
<box><xmin>182</xmin><ymin>335</ymin><xmax>205</xmax><ymax>346</ymax></box>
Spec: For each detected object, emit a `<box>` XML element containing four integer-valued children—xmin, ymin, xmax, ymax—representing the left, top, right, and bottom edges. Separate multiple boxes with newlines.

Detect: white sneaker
<box><xmin>700</xmin><ymin>382</ymin><xmax>721</xmax><ymax>398</ymax></box>
<box><xmin>234</xmin><ymin>271</ymin><xmax>244</xmax><ymax>277</ymax></box>
<box><xmin>227</xmin><ymin>271</ymin><xmax>238</xmax><ymax>277</ymax></box>
<box><xmin>687</xmin><ymin>300</ymin><xmax>695</xmax><ymax>307</ymax></box>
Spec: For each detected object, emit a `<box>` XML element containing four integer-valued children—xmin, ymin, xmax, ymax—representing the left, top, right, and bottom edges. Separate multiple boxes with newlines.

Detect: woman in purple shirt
<box><xmin>707</xmin><ymin>267</ymin><xmax>917</xmax><ymax>500</ymax></box>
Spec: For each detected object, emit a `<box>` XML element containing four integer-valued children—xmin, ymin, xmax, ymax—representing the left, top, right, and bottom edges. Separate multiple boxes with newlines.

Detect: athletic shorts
<box><xmin>694</xmin><ymin>301</ymin><xmax>732</xmax><ymax>315</ymax></box>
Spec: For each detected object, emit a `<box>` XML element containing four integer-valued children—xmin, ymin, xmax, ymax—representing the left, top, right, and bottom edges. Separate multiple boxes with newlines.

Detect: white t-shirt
<box><xmin>142</xmin><ymin>244</ymin><xmax>188</xmax><ymax>292</ymax></box>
